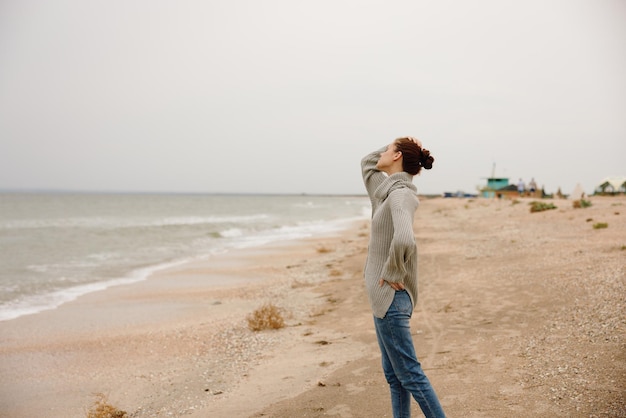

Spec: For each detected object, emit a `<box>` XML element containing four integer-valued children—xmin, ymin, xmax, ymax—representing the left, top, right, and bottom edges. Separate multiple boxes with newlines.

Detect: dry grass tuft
<box><xmin>316</xmin><ymin>245</ymin><xmax>334</xmax><ymax>253</ymax></box>
<box><xmin>86</xmin><ymin>393</ymin><xmax>127</xmax><ymax>418</ymax></box>
<box><xmin>247</xmin><ymin>303</ymin><xmax>285</xmax><ymax>331</ymax></box>
<box><xmin>529</xmin><ymin>201</ymin><xmax>557</xmax><ymax>213</ymax></box>
<box><xmin>573</xmin><ymin>199</ymin><xmax>592</xmax><ymax>209</ymax></box>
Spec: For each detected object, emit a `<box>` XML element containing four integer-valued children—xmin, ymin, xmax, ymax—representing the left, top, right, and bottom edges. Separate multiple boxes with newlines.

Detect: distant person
<box><xmin>361</xmin><ymin>137</ymin><xmax>446</xmax><ymax>418</ymax></box>
<box><xmin>517</xmin><ymin>178</ymin><xmax>525</xmax><ymax>196</ymax></box>
<box><xmin>528</xmin><ymin>178</ymin><xmax>537</xmax><ymax>195</ymax></box>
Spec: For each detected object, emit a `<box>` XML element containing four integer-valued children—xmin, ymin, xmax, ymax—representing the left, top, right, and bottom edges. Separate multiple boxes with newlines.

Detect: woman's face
<box><xmin>376</xmin><ymin>142</ymin><xmax>399</xmax><ymax>171</ymax></box>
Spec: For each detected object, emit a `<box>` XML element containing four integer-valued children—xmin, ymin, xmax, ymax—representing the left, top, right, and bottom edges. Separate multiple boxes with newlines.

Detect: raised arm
<box><xmin>361</xmin><ymin>146</ymin><xmax>387</xmax><ymax>200</ymax></box>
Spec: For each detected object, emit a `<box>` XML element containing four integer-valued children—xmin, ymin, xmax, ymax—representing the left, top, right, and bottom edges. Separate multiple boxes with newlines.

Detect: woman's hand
<box><xmin>379</xmin><ymin>278</ymin><xmax>405</xmax><ymax>291</ymax></box>
<box><xmin>406</xmin><ymin>136</ymin><xmax>422</xmax><ymax>148</ymax></box>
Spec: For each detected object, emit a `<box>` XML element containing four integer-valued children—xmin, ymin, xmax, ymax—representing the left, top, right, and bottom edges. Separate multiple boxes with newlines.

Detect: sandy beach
<box><xmin>1</xmin><ymin>196</ymin><xmax>624</xmax><ymax>417</ymax></box>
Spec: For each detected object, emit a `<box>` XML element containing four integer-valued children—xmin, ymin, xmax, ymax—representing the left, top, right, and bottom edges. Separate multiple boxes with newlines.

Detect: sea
<box><xmin>0</xmin><ymin>192</ymin><xmax>371</xmax><ymax>322</ymax></box>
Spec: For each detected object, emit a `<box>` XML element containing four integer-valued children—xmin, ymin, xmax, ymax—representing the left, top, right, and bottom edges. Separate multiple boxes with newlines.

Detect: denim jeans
<box><xmin>374</xmin><ymin>290</ymin><xmax>446</xmax><ymax>418</ymax></box>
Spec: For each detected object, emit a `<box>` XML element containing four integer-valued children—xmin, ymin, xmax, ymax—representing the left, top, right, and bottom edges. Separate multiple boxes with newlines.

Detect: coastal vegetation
<box><xmin>247</xmin><ymin>303</ymin><xmax>285</xmax><ymax>331</ymax></box>
<box><xmin>529</xmin><ymin>201</ymin><xmax>557</xmax><ymax>213</ymax></box>
<box><xmin>86</xmin><ymin>393</ymin><xmax>127</xmax><ymax>418</ymax></box>
<box><xmin>573</xmin><ymin>199</ymin><xmax>592</xmax><ymax>208</ymax></box>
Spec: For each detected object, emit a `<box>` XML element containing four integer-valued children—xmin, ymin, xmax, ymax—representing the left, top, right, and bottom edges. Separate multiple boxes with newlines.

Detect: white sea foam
<box><xmin>219</xmin><ymin>228</ymin><xmax>244</xmax><ymax>238</ymax></box>
<box><xmin>0</xmin><ymin>193</ymin><xmax>370</xmax><ymax>322</ymax></box>
<box><xmin>0</xmin><ymin>258</ymin><xmax>191</xmax><ymax>322</ymax></box>
<box><xmin>1</xmin><ymin>214</ymin><xmax>270</xmax><ymax>230</ymax></box>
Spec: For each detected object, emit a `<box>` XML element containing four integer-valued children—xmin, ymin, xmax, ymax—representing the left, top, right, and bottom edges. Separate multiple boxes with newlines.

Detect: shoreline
<box><xmin>0</xmin><ymin>222</ymin><xmax>371</xmax><ymax>417</ymax></box>
<box><xmin>0</xmin><ymin>196</ymin><xmax>624</xmax><ymax>417</ymax></box>
<box><xmin>0</xmin><ymin>192</ymin><xmax>370</xmax><ymax>325</ymax></box>
<box><xmin>0</xmin><ymin>206</ymin><xmax>368</xmax><ymax>324</ymax></box>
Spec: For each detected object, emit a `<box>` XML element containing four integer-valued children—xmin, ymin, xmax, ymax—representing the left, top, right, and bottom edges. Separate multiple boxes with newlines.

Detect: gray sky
<box><xmin>1</xmin><ymin>0</ymin><xmax>624</xmax><ymax>196</ymax></box>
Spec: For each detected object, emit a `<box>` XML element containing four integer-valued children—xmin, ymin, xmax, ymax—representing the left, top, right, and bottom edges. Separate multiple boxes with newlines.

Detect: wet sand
<box><xmin>0</xmin><ymin>196</ymin><xmax>624</xmax><ymax>417</ymax></box>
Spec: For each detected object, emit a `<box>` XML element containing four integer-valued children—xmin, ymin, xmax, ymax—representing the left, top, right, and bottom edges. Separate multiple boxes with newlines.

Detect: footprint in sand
<box><xmin>345</xmin><ymin>383</ymin><xmax>365</xmax><ymax>395</ymax></box>
<box><xmin>350</xmin><ymin>366</ymin><xmax>369</xmax><ymax>376</ymax></box>
<box><xmin>326</xmin><ymin>404</ymin><xmax>353</xmax><ymax>417</ymax></box>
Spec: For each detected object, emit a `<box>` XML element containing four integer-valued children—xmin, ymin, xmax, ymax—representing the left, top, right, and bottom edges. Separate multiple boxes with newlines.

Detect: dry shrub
<box><xmin>529</xmin><ymin>201</ymin><xmax>557</xmax><ymax>213</ymax></box>
<box><xmin>247</xmin><ymin>303</ymin><xmax>285</xmax><ymax>331</ymax></box>
<box><xmin>316</xmin><ymin>245</ymin><xmax>333</xmax><ymax>253</ymax></box>
<box><xmin>573</xmin><ymin>199</ymin><xmax>592</xmax><ymax>209</ymax></box>
<box><xmin>86</xmin><ymin>393</ymin><xmax>127</xmax><ymax>418</ymax></box>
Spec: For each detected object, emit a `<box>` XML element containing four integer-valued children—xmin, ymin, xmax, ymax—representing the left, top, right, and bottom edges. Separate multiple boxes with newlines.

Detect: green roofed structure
<box><xmin>481</xmin><ymin>177</ymin><xmax>509</xmax><ymax>198</ymax></box>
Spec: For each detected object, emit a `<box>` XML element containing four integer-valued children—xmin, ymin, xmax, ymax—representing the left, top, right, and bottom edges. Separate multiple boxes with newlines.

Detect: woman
<box><xmin>361</xmin><ymin>137</ymin><xmax>446</xmax><ymax>418</ymax></box>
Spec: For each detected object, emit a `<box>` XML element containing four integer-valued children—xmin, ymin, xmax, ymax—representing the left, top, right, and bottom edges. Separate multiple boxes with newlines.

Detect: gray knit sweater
<box><xmin>361</xmin><ymin>147</ymin><xmax>419</xmax><ymax>319</ymax></box>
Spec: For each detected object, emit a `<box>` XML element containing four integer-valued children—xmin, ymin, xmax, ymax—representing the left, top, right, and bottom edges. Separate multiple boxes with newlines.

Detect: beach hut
<box><xmin>594</xmin><ymin>177</ymin><xmax>626</xmax><ymax>195</ymax></box>
<box><xmin>481</xmin><ymin>177</ymin><xmax>509</xmax><ymax>198</ymax></box>
<box><xmin>494</xmin><ymin>184</ymin><xmax>519</xmax><ymax>199</ymax></box>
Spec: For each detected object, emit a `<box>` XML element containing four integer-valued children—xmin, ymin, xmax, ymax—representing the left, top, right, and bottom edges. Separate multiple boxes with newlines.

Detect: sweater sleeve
<box><xmin>361</xmin><ymin>147</ymin><xmax>387</xmax><ymax>201</ymax></box>
<box><xmin>380</xmin><ymin>190</ymin><xmax>417</xmax><ymax>283</ymax></box>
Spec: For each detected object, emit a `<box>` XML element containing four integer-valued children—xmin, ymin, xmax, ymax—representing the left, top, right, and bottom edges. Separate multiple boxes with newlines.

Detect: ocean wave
<box><xmin>0</xmin><ymin>258</ymin><xmax>190</xmax><ymax>322</ymax></box>
<box><xmin>293</xmin><ymin>201</ymin><xmax>326</xmax><ymax>209</ymax></box>
<box><xmin>1</xmin><ymin>214</ymin><xmax>271</xmax><ymax>230</ymax></box>
<box><xmin>219</xmin><ymin>228</ymin><xmax>244</xmax><ymax>238</ymax></box>
<box><xmin>0</xmin><ymin>194</ymin><xmax>371</xmax><ymax>322</ymax></box>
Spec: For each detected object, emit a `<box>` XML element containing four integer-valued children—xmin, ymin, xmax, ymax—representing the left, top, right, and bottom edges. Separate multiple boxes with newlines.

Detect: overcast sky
<box><xmin>1</xmin><ymin>0</ymin><xmax>624</xmax><ymax>196</ymax></box>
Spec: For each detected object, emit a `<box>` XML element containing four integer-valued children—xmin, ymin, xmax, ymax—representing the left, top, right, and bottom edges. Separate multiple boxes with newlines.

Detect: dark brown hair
<box><xmin>394</xmin><ymin>137</ymin><xmax>434</xmax><ymax>175</ymax></box>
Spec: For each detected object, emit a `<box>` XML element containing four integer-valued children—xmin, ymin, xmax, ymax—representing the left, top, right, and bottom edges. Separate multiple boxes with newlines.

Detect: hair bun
<box><xmin>420</xmin><ymin>148</ymin><xmax>434</xmax><ymax>170</ymax></box>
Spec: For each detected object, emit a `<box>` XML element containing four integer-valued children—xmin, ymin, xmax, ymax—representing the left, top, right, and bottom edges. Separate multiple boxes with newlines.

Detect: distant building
<box><xmin>594</xmin><ymin>177</ymin><xmax>626</xmax><ymax>195</ymax></box>
<box><xmin>481</xmin><ymin>177</ymin><xmax>509</xmax><ymax>198</ymax></box>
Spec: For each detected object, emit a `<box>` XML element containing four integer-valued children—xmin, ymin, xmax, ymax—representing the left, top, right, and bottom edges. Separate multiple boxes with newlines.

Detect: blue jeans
<box><xmin>374</xmin><ymin>290</ymin><xmax>446</xmax><ymax>418</ymax></box>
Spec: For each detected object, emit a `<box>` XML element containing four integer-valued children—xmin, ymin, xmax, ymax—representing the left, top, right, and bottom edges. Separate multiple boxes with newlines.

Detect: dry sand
<box><xmin>0</xmin><ymin>196</ymin><xmax>624</xmax><ymax>418</ymax></box>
